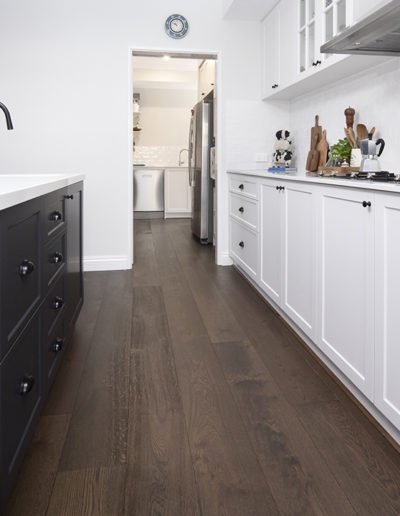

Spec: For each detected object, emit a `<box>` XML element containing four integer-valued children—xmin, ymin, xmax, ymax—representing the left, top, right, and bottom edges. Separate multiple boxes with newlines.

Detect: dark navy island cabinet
<box><xmin>0</xmin><ymin>181</ymin><xmax>83</xmax><ymax>512</ymax></box>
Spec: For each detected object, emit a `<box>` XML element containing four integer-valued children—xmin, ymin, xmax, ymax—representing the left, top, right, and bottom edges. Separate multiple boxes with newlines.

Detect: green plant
<box><xmin>330</xmin><ymin>137</ymin><xmax>352</xmax><ymax>162</ymax></box>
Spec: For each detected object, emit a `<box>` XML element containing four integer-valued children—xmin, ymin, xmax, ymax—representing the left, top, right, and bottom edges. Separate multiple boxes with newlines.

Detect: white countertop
<box><xmin>0</xmin><ymin>173</ymin><xmax>85</xmax><ymax>211</ymax></box>
<box><xmin>228</xmin><ymin>169</ymin><xmax>400</xmax><ymax>194</ymax></box>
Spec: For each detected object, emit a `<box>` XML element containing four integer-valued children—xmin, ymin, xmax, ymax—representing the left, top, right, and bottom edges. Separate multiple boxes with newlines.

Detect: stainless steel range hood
<box><xmin>321</xmin><ymin>0</ymin><xmax>400</xmax><ymax>56</ymax></box>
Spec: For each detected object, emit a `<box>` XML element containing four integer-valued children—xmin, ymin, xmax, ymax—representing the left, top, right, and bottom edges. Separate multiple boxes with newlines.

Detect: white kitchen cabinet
<box><xmin>261</xmin><ymin>0</ymin><xmax>297</xmax><ymax>96</ymax></box>
<box><xmin>317</xmin><ymin>186</ymin><xmax>374</xmax><ymax>400</ymax></box>
<box><xmin>230</xmin><ymin>218</ymin><xmax>258</xmax><ymax>280</ymax></box>
<box><xmin>260</xmin><ymin>180</ymin><xmax>284</xmax><ymax>304</ymax></box>
<box><xmin>374</xmin><ymin>193</ymin><xmax>400</xmax><ymax>429</ymax></box>
<box><xmin>198</xmin><ymin>60</ymin><xmax>216</xmax><ymax>102</ymax></box>
<box><xmin>164</xmin><ymin>168</ymin><xmax>191</xmax><ymax>219</ymax></box>
<box><xmin>282</xmin><ymin>182</ymin><xmax>316</xmax><ymax>338</ymax></box>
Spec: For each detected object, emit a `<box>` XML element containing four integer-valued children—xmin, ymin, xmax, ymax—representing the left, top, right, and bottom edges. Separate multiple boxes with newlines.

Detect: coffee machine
<box><xmin>360</xmin><ymin>135</ymin><xmax>385</xmax><ymax>172</ymax></box>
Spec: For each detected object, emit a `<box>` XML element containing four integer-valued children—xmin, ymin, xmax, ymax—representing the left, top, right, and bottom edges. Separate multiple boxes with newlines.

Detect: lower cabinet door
<box><xmin>0</xmin><ymin>314</ymin><xmax>41</xmax><ymax>509</ymax></box>
<box><xmin>317</xmin><ymin>187</ymin><xmax>374</xmax><ymax>399</ymax></box>
<box><xmin>259</xmin><ymin>181</ymin><xmax>284</xmax><ymax>304</ymax></box>
<box><xmin>230</xmin><ymin>218</ymin><xmax>258</xmax><ymax>280</ymax></box>
<box><xmin>164</xmin><ymin>168</ymin><xmax>192</xmax><ymax>218</ymax></box>
<box><xmin>374</xmin><ymin>193</ymin><xmax>400</xmax><ymax>428</ymax></box>
<box><xmin>283</xmin><ymin>183</ymin><xmax>316</xmax><ymax>338</ymax></box>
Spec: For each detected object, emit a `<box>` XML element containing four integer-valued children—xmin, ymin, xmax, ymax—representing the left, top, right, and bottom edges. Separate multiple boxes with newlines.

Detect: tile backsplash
<box><xmin>134</xmin><ymin>146</ymin><xmax>188</xmax><ymax>167</ymax></box>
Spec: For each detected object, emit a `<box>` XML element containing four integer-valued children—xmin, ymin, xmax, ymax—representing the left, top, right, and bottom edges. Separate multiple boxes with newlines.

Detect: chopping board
<box><xmin>306</xmin><ymin>115</ymin><xmax>322</xmax><ymax>171</ymax></box>
<box><xmin>317</xmin><ymin>130</ymin><xmax>328</xmax><ymax>168</ymax></box>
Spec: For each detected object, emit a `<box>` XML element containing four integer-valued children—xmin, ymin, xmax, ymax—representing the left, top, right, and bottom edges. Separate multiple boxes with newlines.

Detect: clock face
<box><xmin>165</xmin><ymin>14</ymin><xmax>189</xmax><ymax>39</ymax></box>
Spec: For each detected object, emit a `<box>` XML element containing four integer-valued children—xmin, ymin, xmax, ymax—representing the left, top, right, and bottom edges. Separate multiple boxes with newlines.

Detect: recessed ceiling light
<box><xmin>163</xmin><ymin>55</ymin><xmax>171</xmax><ymax>60</ymax></box>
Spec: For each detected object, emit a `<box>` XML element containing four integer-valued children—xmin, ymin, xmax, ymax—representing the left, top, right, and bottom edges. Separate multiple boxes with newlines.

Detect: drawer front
<box><xmin>1</xmin><ymin>316</ymin><xmax>41</xmax><ymax>479</ymax></box>
<box><xmin>230</xmin><ymin>218</ymin><xmax>258</xmax><ymax>278</ymax></box>
<box><xmin>44</xmin><ymin>232</ymin><xmax>66</xmax><ymax>288</ymax></box>
<box><xmin>43</xmin><ymin>316</ymin><xmax>65</xmax><ymax>391</ymax></box>
<box><xmin>44</xmin><ymin>191</ymin><xmax>66</xmax><ymax>240</ymax></box>
<box><xmin>229</xmin><ymin>193</ymin><xmax>258</xmax><ymax>230</ymax></box>
<box><xmin>229</xmin><ymin>176</ymin><xmax>258</xmax><ymax>199</ymax></box>
<box><xmin>3</xmin><ymin>209</ymin><xmax>41</xmax><ymax>354</ymax></box>
<box><xmin>42</xmin><ymin>274</ymin><xmax>65</xmax><ymax>336</ymax></box>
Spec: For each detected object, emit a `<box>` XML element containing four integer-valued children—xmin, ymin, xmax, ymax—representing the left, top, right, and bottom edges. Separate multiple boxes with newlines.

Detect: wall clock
<box><xmin>165</xmin><ymin>14</ymin><xmax>189</xmax><ymax>39</ymax></box>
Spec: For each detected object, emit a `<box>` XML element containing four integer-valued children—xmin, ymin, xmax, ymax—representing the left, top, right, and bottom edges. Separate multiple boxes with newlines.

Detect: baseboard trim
<box><xmin>84</xmin><ymin>255</ymin><xmax>132</xmax><ymax>272</ymax></box>
<box><xmin>217</xmin><ymin>251</ymin><xmax>233</xmax><ymax>266</ymax></box>
<box><xmin>233</xmin><ymin>263</ymin><xmax>400</xmax><ymax>452</ymax></box>
<box><xmin>164</xmin><ymin>212</ymin><xmax>191</xmax><ymax>219</ymax></box>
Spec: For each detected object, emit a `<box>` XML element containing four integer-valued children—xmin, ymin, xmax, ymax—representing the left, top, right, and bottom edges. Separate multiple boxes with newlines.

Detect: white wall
<box><xmin>0</xmin><ymin>0</ymin><xmax>283</xmax><ymax>269</ymax></box>
<box><xmin>289</xmin><ymin>59</ymin><xmax>400</xmax><ymax>175</ymax></box>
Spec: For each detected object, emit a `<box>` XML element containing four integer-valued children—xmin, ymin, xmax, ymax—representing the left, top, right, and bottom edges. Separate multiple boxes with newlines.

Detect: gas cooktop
<box><xmin>323</xmin><ymin>171</ymin><xmax>400</xmax><ymax>183</ymax></box>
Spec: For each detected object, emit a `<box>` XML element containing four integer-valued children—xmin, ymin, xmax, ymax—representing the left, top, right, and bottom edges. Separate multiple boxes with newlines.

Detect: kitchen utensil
<box><xmin>356</xmin><ymin>124</ymin><xmax>368</xmax><ymax>143</ymax></box>
<box><xmin>344</xmin><ymin>127</ymin><xmax>357</xmax><ymax>149</ymax></box>
<box><xmin>310</xmin><ymin>115</ymin><xmax>322</xmax><ymax>147</ymax></box>
<box><xmin>306</xmin><ymin>115</ymin><xmax>322</xmax><ymax>171</ymax></box>
<box><xmin>370</xmin><ymin>126</ymin><xmax>376</xmax><ymax>136</ymax></box>
<box><xmin>359</xmin><ymin>135</ymin><xmax>385</xmax><ymax>172</ymax></box>
<box><xmin>317</xmin><ymin>130</ymin><xmax>329</xmax><ymax>167</ymax></box>
<box><xmin>345</xmin><ymin>106</ymin><xmax>355</xmax><ymax>128</ymax></box>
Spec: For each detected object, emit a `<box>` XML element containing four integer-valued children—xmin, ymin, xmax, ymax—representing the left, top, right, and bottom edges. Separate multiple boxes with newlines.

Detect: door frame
<box><xmin>128</xmin><ymin>47</ymin><xmax>222</xmax><ymax>267</ymax></box>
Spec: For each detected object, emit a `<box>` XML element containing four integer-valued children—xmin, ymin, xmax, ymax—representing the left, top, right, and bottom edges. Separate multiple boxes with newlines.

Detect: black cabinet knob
<box><xmin>362</xmin><ymin>201</ymin><xmax>372</xmax><ymax>208</ymax></box>
<box><xmin>238</xmin><ymin>207</ymin><xmax>244</xmax><ymax>213</ymax></box>
<box><xmin>51</xmin><ymin>252</ymin><xmax>64</xmax><ymax>264</ymax></box>
<box><xmin>281</xmin><ymin>186</ymin><xmax>285</xmax><ymax>191</ymax></box>
<box><xmin>50</xmin><ymin>210</ymin><xmax>63</xmax><ymax>222</ymax></box>
<box><xmin>316</xmin><ymin>60</ymin><xmax>321</xmax><ymax>65</ymax></box>
<box><xmin>239</xmin><ymin>241</ymin><xmax>245</xmax><ymax>248</ymax></box>
<box><xmin>276</xmin><ymin>186</ymin><xmax>280</xmax><ymax>190</ymax></box>
<box><xmin>19</xmin><ymin>375</ymin><xmax>34</xmax><ymax>395</ymax></box>
<box><xmin>52</xmin><ymin>337</ymin><xmax>64</xmax><ymax>353</ymax></box>
<box><xmin>51</xmin><ymin>296</ymin><xmax>64</xmax><ymax>310</ymax></box>
<box><xmin>238</xmin><ymin>184</ymin><xmax>244</xmax><ymax>190</ymax></box>
<box><xmin>64</xmin><ymin>194</ymin><xmax>74</xmax><ymax>199</ymax></box>
<box><xmin>312</xmin><ymin>61</ymin><xmax>316</xmax><ymax>66</ymax></box>
<box><xmin>18</xmin><ymin>259</ymin><xmax>35</xmax><ymax>277</ymax></box>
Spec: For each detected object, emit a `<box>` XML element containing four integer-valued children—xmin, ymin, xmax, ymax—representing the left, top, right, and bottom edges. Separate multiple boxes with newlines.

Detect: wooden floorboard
<box><xmin>4</xmin><ymin>218</ymin><xmax>400</xmax><ymax>515</ymax></box>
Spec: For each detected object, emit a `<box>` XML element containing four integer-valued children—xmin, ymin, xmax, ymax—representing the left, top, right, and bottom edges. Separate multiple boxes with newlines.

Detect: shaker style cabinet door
<box><xmin>374</xmin><ymin>193</ymin><xmax>400</xmax><ymax>429</ymax></box>
<box><xmin>316</xmin><ymin>186</ymin><xmax>374</xmax><ymax>400</ymax></box>
<box><xmin>261</xmin><ymin>4</ymin><xmax>280</xmax><ymax>97</ymax></box>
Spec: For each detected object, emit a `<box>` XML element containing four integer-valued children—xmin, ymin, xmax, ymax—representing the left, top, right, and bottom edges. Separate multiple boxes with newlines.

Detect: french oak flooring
<box><xmin>4</xmin><ymin>218</ymin><xmax>400</xmax><ymax>515</ymax></box>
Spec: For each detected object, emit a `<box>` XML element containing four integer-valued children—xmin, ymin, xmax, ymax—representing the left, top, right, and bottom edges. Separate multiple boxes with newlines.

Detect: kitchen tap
<box><xmin>0</xmin><ymin>102</ymin><xmax>13</xmax><ymax>130</ymax></box>
<box><xmin>179</xmin><ymin>148</ymin><xmax>189</xmax><ymax>166</ymax></box>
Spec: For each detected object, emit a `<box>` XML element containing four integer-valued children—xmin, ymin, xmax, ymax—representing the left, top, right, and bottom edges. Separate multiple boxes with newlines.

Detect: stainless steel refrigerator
<box><xmin>189</xmin><ymin>94</ymin><xmax>214</xmax><ymax>244</ymax></box>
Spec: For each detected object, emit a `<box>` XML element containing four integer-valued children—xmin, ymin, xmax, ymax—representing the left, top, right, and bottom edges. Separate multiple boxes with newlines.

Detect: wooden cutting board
<box><xmin>310</xmin><ymin>115</ymin><xmax>322</xmax><ymax>148</ymax></box>
<box><xmin>317</xmin><ymin>130</ymin><xmax>329</xmax><ymax>168</ymax></box>
<box><xmin>306</xmin><ymin>124</ymin><xmax>321</xmax><ymax>171</ymax></box>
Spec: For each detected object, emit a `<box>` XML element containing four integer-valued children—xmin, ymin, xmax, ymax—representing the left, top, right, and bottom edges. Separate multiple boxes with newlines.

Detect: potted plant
<box><xmin>328</xmin><ymin>137</ymin><xmax>352</xmax><ymax>166</ymax></box>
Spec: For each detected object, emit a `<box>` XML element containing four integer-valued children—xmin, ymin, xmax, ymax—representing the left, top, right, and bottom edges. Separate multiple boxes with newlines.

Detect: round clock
<box><xmin>165</xmin><ymin>14</ymin><xmax>189</xmax><ymax>39</ymax></box>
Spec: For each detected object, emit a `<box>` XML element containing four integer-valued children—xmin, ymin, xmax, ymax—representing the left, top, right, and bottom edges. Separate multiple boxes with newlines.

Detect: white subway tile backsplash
<box><xmin>134</xmin><ymin>146</ymin><xmax>188</xmax><ymax>167</ymax></box>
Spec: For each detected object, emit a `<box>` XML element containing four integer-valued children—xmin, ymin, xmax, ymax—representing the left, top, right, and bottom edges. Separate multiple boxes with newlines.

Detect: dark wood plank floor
<box><xmin>4</xmin><ymin>219</ymin><xmax>400</xmax><ymax>515</ymax></box>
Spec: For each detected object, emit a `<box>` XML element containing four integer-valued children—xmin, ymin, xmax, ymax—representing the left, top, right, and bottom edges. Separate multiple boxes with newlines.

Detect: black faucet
<box><xmin>0</xmin><ymin>102</ymin><xmax>13</xmax><ymax>130</ymax></box>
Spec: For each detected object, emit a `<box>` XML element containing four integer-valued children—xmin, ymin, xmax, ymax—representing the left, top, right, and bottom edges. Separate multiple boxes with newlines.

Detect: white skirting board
<box><xmin>217</xmin><ymin>251</ymin><xmax>233</xmax><ymax>266</ymax></box>
<box><xmin>233</xmin><ymin>262</ymin><xmax>400</xmax><ymax>448</ymax></box>
<box><xmin>84</xmin><ymin>255</ymin><xmax>132</xmax><ymax>271</ymax></box>
<box><xmin>164</xmin><ymin>211</ymin><xmax>191</xmax><ymax>219</ymax></box>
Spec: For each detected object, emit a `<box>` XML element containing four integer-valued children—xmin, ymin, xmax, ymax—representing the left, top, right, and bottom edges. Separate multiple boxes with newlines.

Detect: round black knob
<box><xmin>18</xmin><ymin>259</ymin><xmax>35</xmax><ymax>277</ymax></box>
<box><xmin>281</xmin><ymin>186</ymin><xmax>285</xmax><ymax>191</ymax></box>
<box><xmin>276</xmin><ymin>186</ymin><xmax>280</xmax><ymax>190</ymax></box>
<box><xmin>316</xmin><ymin>60</ymin><xmax>322</xmax><ymax>65</ymax></box>
<box><xmin>239</xmin><ymin>241</ymin><xmax>245</xmax><ymax>248</ymax></box>
<box><xmin>64</xmin><ymin>194</ymin><xmax>74</xmax><ymax>199</ymax></box>
<box><xmin>238</xmin><ymin>184</ymin><xmax>244</xmax><ymax>190</ymax></box>
<box><xmin>238</xmin><ymin>207</ymin><xmax>244</xmax><ymax>213</ymax></box>
<box><xmin>51</xmin><ymin>252</ymin><xmax>64</xmax><ymax>264</ymax></box>
<box><xmin>362</xmin><ymin>201</ymin><xmax>372</xmax><ymax>208</ymax></box>
<box><xmin>52</xmin><ymin>337</ymin><xmax>64</xmax><ymax>353</ymax></box>
<box><xmin>312</xmin><ymin>61</ymin><xmax>316</xmax><ymax>66</ymax></box>
<box><xmin>19</xmin><ymin>375</ymin><xmax>34</xmax><ymax>395</ymax></box>
<box><xmin>50</xmin><ymin>210</ymin><xmax>63</xmax><ymax>222</ymax></box>
<box><xmin>51</xmin><ymin>296</ymin><xmax>64</xmax><ymax>310</ymax></box>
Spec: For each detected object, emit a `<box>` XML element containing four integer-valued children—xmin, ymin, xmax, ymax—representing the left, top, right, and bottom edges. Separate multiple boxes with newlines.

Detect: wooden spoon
<box><xmin>370</xmin><ymin>126</ymin><xmax>376</xmax><ymax>136</ymax></box>
<box><xmin>357</xmin><ymin>124</ymin><xmax>368</xmax><ymax>142</ymax></box>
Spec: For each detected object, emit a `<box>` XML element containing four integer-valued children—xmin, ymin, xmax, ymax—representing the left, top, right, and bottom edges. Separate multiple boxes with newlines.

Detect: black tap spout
<box><xmin>0</xmin><ymin>102</ymin><xmax>13</xmax><ymax>130</ymax></box>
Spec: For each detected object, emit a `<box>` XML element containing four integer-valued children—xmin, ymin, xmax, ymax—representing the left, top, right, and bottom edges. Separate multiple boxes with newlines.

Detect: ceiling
<box><xmin>222</xmin><ymin>0</ymin><xmax>279</xmax><ymax>21</ymax></box>
<box><xmin>132</xmin><ymin>56</ymin><xmax>199</xmax><ymax>72</ymax></box>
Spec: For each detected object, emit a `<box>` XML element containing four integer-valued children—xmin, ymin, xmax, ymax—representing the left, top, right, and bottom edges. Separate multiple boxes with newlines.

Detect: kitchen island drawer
<box><xmin>44</xmin><ymin>190</ymin><xmax>66</xmax><ymax>240</ymax></box>
<box><xmin>1</xmin><ymin>201</ymin><xmax>41</xmax><ymax>358</ymax></box>
<box><xmin>44</xmin><ymin>232</ymin><xmax>66</xmax><ymax>288</ymax></box>
<box><xmin>43</xmin><ymin>316</ymin><xmax>65</xmax><ymax>392</ymax></box>
<box><xmin>229</xmin><ymin>193</ymin><xmax>258</xmax><ymax>230</ymax></box>
<box><xmin>229</xmin><ymin>176</ymin><xmax>258</xmax><ymax>200</ymax></box>
<box><xmin>42</xmin><ymin>274</ymin><xmax>65</xmax><ymax>337</ymax></box>
<box><xmin>0</xmin><ymin>315</ymin><xmax>41</xmax><ymax>496</ymax></box>
<box><xmin>230</xmin><ymin>218</ymin><xmax>258</xmax><ymax>279</ymax></box>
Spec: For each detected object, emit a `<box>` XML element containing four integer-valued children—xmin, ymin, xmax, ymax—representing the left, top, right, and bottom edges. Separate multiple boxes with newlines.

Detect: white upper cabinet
<box><xmin>261</xmin><ymin>4</ymin><xmax>280</xmax><ymax>96</ymax></box>
<box><xmin>317</xmin><ymin>186</ymin><xmax>375</xmax><ymax>400</ymax></box>
<box><xmin>198</xmin><ymin>60</ymin><xmax>215</xmax><ymax>102</ymax></box>
<box><xmin>374</xmin><ymin>193</ymin><xmax>400</xmax><ymax>429</ymax></box>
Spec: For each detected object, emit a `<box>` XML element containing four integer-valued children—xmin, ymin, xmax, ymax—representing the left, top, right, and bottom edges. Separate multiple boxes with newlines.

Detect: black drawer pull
<box><xmin>238</xmin><ymin>207</ymin><xmax>244</xmax><ymax>213</ymax></box>
<box><xmin>18</xmin><ymin>259</ymin><xmax>35</xmax><ymax>277</ymax></box>
<box><xmin>19</xmin><ymin>375</ymin><xmax>34</xmax><ymax>395</ymax></box>
<box><xmin>362</xmin><ymin>201</ymin><xmax>371</xmax><ymax>208</ymax></box>
<box><xmin>52</xmin><ymin>337</ymin><xmax>64</xmax><ymax>353</ymax></box>
<box><xmin>50</xmin><ymin>210</ymin><xmax>63</xmax><ymax>222</ymax></box>
<box><xmin>276</xmin><ymin>186</ymin><xmax>279</xmax><ymax>190</ymax></box>
<box><xmin>239</xmin><ymin>241</ymin><xmax>245</xmax><ymax>248</ymax></box>
<box><xmin>51</xmin><ymin>252</ymin><xmax>64</xmax><ymax>264</ymax></box>
<box><xmin>64</xmin><ymin>194</ymin><xmax>74</xmax><ymax>200</ymax></box>
<box><xmin>51</xmin><ymin>296</ymin><xmax>64</xmax><ymax>310</ymax></box>
<box><xmin>238</xmin><ymin>184</ymin><xmax>244</xmax><ymax>190</ymax></box>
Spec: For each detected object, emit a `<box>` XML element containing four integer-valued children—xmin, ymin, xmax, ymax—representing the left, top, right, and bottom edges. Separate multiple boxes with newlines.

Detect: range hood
<box><xmin>321</xmin><ymin>0</ymin><xmax>400</xmax><ymax>56</ymax></box>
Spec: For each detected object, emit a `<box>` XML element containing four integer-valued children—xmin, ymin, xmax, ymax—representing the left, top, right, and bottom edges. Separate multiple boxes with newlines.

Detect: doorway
<box><xmin>130</xmin><ymin>50</ymin><xmax>219</xmax><ymax>266</ymax></box>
